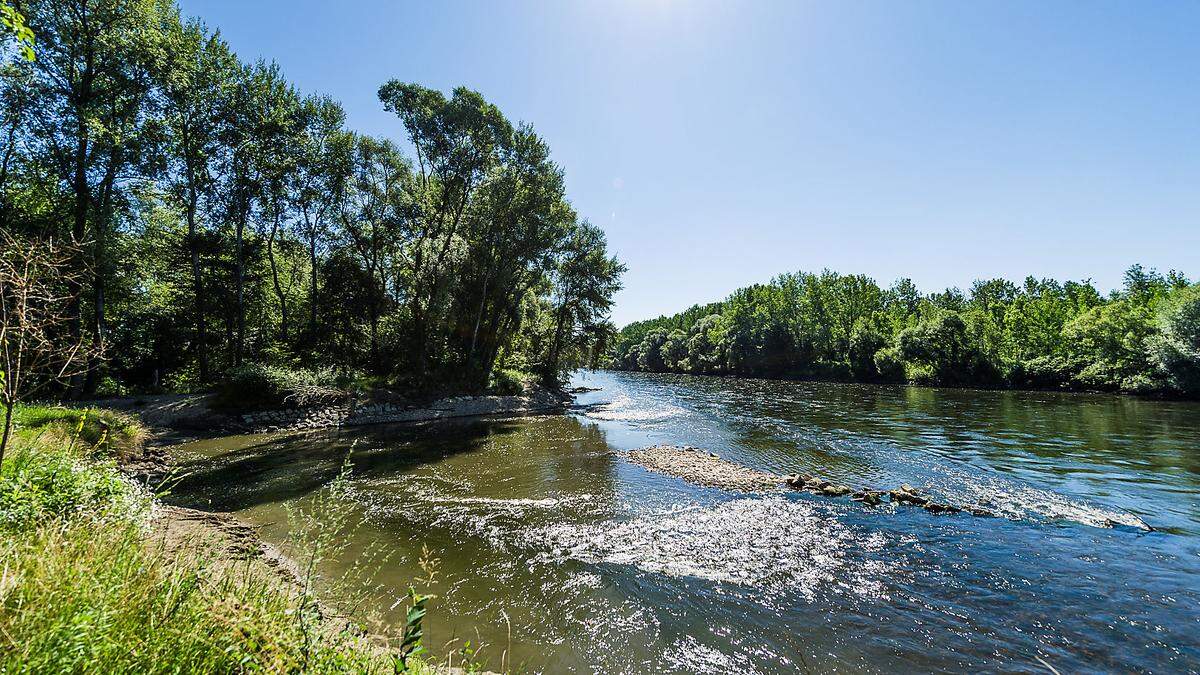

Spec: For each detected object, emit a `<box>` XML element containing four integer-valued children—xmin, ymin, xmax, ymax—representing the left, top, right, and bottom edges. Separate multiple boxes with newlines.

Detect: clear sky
<box><xmin>178</xmin><ymin>0</ymin><xmax>1200</xmax><ymax>326</ymax></box>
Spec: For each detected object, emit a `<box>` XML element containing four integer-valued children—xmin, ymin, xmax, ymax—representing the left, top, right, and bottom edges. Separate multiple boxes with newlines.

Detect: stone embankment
<box><xmin>81</xmin><ymin>386</ymin><xmax>571</xmax><ymax>438</ymax></box>
<box><xmin>238</xmin><ymin>387</ymin><xmax>569</xmax><ymax>433</ymax></box>
<box><xmin>626</xmin><ymin>445</ymin><xmax>995</xmax><ymax>519</ymax></box>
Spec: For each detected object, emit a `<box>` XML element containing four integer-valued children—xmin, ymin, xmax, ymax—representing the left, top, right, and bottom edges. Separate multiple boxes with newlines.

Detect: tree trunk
<box><xmin>305</xmin><ymin>211</ymin><xmax>319</xmax><ymax>337</ymax></box>
<box><xmin>234</xmin><ymin>209</ymin><xmax>245</xmax><ymax>367</ymax></box>
<box><xmin>186</xmin><ymin>185</ymin><xmax>209</xmax><ymax>381</ymax></box>
<box><xmin>549</xmin><ymin>301</ymin><xmax>570</xmax><ymax>384</ymax></box>
<box><xmin>267</xmin><ymin>207</ymin><xmax>289</xmax><ymax>343</ymax></box>
<box><xmin>468</xmin><ymin>275</ymin><xmax>489</xmax><ymax>364</ymax></box>
<box><xmin>0</xmin><ymin>399</ymin><xmax>14</xmax><ymax>471</ymax></box>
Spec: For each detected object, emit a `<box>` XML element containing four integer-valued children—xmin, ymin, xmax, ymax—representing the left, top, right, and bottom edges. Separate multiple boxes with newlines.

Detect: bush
<box><xmin>1010</xmin><ymin>355</ymin><xmax>1073</xmax><ymax>390</ymax></box>
<box><xmin>213</xmin><ymin>364</ymin><xmax>348</xmax><ymax>410</ymax></box>
<box><xmin>488</xmin><ymin>368</ymin><xmax>531</xmax><ymax>396</ymax></box>
<box><xmin>873</xmin><ymin>346</ymin><xmax>905</xmax><ymax>382</ymax></box>
<box><xmin>0</xmin><ymin>440</ymin><xmax>147</xmax><ymax>530</ymax></box>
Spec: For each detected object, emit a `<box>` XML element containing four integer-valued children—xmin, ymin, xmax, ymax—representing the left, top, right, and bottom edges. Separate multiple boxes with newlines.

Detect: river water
<box><xmin>167</xmin><ymin>371</ymin><xmax>1200</xmax><ymax>673</ymax></box>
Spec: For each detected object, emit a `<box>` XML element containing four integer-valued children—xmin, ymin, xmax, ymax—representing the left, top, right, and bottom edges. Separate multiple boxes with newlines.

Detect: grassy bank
<box><xmin>0</xmin><ymin>405</ymin><xmax>438</xmax><ymax>673</ymax></box>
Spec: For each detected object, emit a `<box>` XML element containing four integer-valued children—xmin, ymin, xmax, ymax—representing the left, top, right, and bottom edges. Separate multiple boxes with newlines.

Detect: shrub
<box><xmin>873</xmin><ymin>346</ymin><xmax>905</xmax><ymax>382</ymax></box>
<box><xmin>213</xmin><ymin>364</ymin><xmax>348</xmax><ymax>410</ymax></box>
<box><xmin>488</xmin><ymin>368</ymin><xmax>531</xmax><ymax>396</ymax></box>
<box><xmin>1010</xmin><ymin>355</ymin><xmax>1073</xmax><ymax>390</ymax></box>
<box><xmin>0</xmin><ymin>441</ymin><xmax>147</xmax><ymax>530</ymax></box>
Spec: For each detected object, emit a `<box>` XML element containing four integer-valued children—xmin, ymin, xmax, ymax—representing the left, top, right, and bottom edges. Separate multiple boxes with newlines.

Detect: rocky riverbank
<box><xmin>82</xmin><ymin>385</ymin><xmax>572</xmax><ymax>439</ymax></box>
<box><xmin>238</xmin><ymin>386</ymin><xmax>569</xmax><ymax>432</ymax></box>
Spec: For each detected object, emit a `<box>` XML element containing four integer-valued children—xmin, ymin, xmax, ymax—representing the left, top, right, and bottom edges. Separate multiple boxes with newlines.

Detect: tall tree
<box><xmin>291</xmin><ymin>95</ymin><xmax>346</xmax><ymax>342</ymax></box>
<box><xmin>378</xmin><ymin>82</ymin><xmax>512</xmax><ymax>377</ymax></box>
<box><xmin>156</xmin><ymin>13</ymin><xmax>237</xmax><ymax>382</ymax></box>
<box><xmin>22</xmin><ymin>0</ymin><xmax>169</xmax><ymax>392</ymax></box>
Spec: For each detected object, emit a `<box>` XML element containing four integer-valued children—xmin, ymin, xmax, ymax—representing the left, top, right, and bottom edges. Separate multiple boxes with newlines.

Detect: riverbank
<box><xmin>84</xmin><ymin>383</ymin><xmax>572</xmax><ymax>442</ymax></box>
<box><xmin>0</xmin><ymin>405</ymin><xmax>445</xmax><ymax>673</ymax></box>
<box><xmin>605</xmin><ymin>367</ymin><xmax>1200</xmax><ymax>401</ymax></box>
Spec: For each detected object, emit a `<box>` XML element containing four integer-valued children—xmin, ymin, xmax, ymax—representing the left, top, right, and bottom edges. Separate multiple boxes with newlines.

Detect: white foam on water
<box><xmin>534</xmin><ymin>496</ymin><xmax>901</xmax><ymax>601</ymax></box>
<box><xmin>953</xmin><ymin>476</ymin><xmax>1151</xmax><ymax>530</ymax></box>
<box><xmin>584</xmin><ymin>393</ymin><xmax>685</xmax><ymax>422</ymax></box>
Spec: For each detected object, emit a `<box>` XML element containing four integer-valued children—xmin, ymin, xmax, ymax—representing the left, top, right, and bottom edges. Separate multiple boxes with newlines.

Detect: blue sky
<box><xmin>179</xmin><ymin>0</ymin><xmax>1200</xmax><ymax>326</ymax></box>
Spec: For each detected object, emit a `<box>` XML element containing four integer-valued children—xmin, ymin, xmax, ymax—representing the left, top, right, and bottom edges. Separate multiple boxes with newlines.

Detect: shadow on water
<box><xmin>165</xmin><ymin>418</ymin><xmax>529</xmax><ymax>512</ymax></box>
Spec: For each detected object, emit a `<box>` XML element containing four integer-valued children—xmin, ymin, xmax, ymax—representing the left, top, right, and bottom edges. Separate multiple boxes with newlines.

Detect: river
<box><xmin>166</xmin><ymin>371</ymin><xmax>1200</xmax><ymax>673</ymax></box>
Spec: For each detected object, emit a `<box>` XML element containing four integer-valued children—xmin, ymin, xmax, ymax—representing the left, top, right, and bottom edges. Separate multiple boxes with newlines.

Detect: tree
<box><xmin>21</xmin><ymin>0</ymin><xmax>169</xmax><ymax>392</ymax></box>
<box><xmin>156</xmin><ymin>14</ymin><xmax>238</xmax><ymax>382</ymax></box>
<box><xmin>291</xmin><ymin>95</ymin><xmax>347</xmax><ymax>343</ymax></box>
<box><xmin>0</xmin><ymin>234</ymin><xmax>95</xmax><ymax>464</ymax></box>
<box><xmin>1148</xmin><ymin>286</ymin><xmax>1200</xmax><ymax>395</ymax></box>
<box><xmin>544</xmin><ymin>220</ymin><xmax>624</xmax><ymax>383</ymax></box>
<box><xmin>1064</xmin><ymin>300</ymin><xmax>1159</xmax><ymax>392</ymax></box>
<box><xmin>335</xmin><ymin>134</ymin><xmax>409</xmax><ymax>371</ymax></box>
<box><xmin>377</xmin><ymin>82</ymin><xmax>512</xmax><ymax>377</ymax></box>
<box><xmin>455</xmin><ymin>125</ymin><xmax>571</xmax><ymax>387</ymax></box>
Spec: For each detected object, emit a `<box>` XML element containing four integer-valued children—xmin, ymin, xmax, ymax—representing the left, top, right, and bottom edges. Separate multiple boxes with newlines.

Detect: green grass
<box><xmin>11</xmin><ymin>404</ymin><xmax>147</xmax><ymax>458</ymax></box>
<box><xmin>0</xmin><ymin>404</ymin><xmax>440</xmax><ymax>674</ymax></box>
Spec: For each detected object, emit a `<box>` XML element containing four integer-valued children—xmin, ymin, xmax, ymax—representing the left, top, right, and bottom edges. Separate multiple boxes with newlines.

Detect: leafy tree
<box><xmin>1063</xmin><ymin>300</ymin><xmax>1159</xmax><ymax>392</ymax></box>
<box><xmin>1148</xmin><ymin>286</ymin><xmax>1200</xmax><ymax>395</ymax></box>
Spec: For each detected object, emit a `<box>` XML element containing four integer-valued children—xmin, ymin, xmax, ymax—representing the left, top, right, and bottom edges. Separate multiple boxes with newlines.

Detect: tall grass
<box><xmin>0</xmin><ymin>404</ymin><xmax>439</xmax><ymax>674</ymax></box>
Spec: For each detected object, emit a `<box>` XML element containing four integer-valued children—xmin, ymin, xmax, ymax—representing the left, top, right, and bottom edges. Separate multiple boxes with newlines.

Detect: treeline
<box><xmin>611</xmin><ymin>266</ymin><xmax>1200</xmax><ymax>397</ymax></box>
<box><xmin>0</xmin><ymin>0</ymin><xmax>624</xmax><ymax>396</ymax></box>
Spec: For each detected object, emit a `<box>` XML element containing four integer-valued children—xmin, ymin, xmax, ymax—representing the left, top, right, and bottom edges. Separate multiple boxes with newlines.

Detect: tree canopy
<box><xmin>611</xmin><ymin>267</ymin><xmax>1199</xmax><ymax>397</ymax></box>
<box><xmin>0</xmin><ymin>0</ymin><xmax>623</xmax><ymax>396</ymax></box>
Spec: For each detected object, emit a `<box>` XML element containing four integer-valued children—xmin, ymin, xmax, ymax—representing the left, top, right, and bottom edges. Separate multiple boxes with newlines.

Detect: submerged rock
<box><xmin>923</xmin><ymin>502</ymin><xmax>962</xmax><ymax>515</ymax></box>
<box><xmin>888</xmin><ymin>485</ymin><xmax>929</xmax><ymax>506</ymax></box>
<box><xmin>852</xmin><ymin>490</ymin><xmax>885</xmax><ymax>506</ymax></box>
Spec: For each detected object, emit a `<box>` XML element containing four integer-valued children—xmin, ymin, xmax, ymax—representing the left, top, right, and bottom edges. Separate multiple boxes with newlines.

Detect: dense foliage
<box><xmin>0</xmin><ymin>0</ymin><xmax>623</xmax><ymax>397</ymax></box>
<box><xmin>611</xmin><ymin>266</ymin><xmax>1200</xmax><ymax>397</ymax></box>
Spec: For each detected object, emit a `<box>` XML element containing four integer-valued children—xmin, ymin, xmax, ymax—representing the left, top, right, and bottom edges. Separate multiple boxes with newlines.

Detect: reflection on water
<box><xmin>167</xmin><ymin>371</ymin><xmax>1200</xmax><ymax>673</ymax></box>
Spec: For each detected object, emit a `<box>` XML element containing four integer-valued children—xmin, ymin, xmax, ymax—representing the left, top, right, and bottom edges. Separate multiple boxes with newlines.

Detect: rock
<box><xmin>821</xmin><ymin>484</ymin><xmax>852</xmax><ymax>497</ymax></box>
<box><xmin>923</xmin><ymin>502</ymin><xmax>961</xmax><ymax>515</ymax></box>
<box><xmin>889</xmin><ymin>488</ymin><xmax>928</xmax><ymax>506</ymax></box>
<box><xmin>852</xmin><ymin>490</ymin><xmax>885</xmax><ymax>506</ymax></box>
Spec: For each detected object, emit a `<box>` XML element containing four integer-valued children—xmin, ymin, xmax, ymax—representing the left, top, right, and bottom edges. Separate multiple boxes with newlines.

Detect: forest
<box><xmin>611</xmin><ymin>266</ymin><xmax>1200</xmax><ymax>397</ymax></box>
<box><xmin>0</xmin><ymin>0</ymin><xmax>625</xmax><ymax>402</ymax></box>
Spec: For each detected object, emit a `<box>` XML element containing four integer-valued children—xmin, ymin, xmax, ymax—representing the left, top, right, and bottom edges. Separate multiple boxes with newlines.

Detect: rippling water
<box><xmin>167</xmin><ymin>371</ymin><xmax>1200</xmax><ymax>673</ymax></box>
